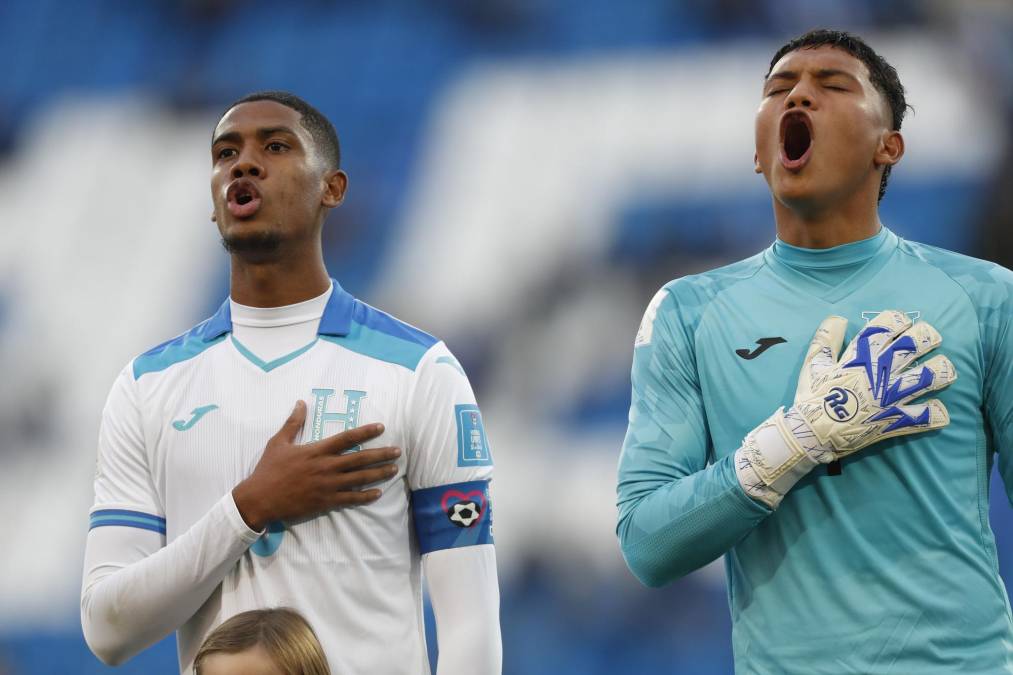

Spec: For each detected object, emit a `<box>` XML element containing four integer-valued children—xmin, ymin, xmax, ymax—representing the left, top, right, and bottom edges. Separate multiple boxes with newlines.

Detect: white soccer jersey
<box><xmin>88</xmin><ymin>281</ymin><xmax>494</xmax><ymax>673</ymax></box>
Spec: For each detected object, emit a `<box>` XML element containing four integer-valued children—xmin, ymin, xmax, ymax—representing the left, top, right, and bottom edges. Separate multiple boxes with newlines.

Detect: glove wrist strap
<box><xmin>735</xmin><ymin>407</ymin><xmax>827</xmax><ymax>508</ymax></box>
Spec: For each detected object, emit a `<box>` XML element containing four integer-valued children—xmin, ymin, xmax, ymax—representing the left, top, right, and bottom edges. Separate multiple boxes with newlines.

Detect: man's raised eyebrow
<box><xmin>211</xmin><ymin>130</ymin><xmax>242</xmax><ymax>148</ymax></box>
<box><xmin>211</xmin><ymin>126</ymin><xmax>299</xmax><ymax>147</ymax></box>
<box><xmin>256</xmin><ymin>126</ymin><xmax>299</xmax><ymax>139</ymax></box>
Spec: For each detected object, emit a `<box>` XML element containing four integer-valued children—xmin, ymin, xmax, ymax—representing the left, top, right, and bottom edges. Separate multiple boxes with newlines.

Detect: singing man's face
<box><xmin>754</xmin><ymin>46</ymin><xmax>898</xmax><ymax>211</ymax></box>
<box><xmin>210</xmin><ymin>100</ymin><xmax>342</xmax><ymax>257</ymax></box>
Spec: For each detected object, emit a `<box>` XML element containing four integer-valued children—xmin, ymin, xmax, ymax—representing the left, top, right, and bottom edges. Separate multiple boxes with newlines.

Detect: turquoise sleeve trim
<box><xmin>89</xmin><ymin>509</ymin><xmax>167</xmax><ymax>535</ymax></box>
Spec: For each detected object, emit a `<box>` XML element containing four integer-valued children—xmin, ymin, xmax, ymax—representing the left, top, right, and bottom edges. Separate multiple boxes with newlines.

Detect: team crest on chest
<box><xmin>310</xmin><ymin>388</ymin><xmax>367</xmax><ymax>443</ymax></box>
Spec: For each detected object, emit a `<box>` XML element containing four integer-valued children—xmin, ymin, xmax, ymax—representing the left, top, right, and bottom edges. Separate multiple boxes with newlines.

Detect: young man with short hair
<box><xmin>618</xmin><ymin>30</ymin><xmax>1013</xmax><ymax>673</ymax></box>
<box><xmin>81</xmin><ymin>91</ymin><xmax>501</xmax><ymax>675</ymax></box>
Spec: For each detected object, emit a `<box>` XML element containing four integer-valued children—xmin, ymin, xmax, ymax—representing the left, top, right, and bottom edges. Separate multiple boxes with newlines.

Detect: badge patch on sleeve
<box><xmin>635</xmin><ymin>288</ymin><xmax>668</xmax><ymax>347</ymax></box>
<box><xmin>455</xmin><ymin>404</ymin><xmax>493</xmax><ymax>467</ymax></box>
<box><xmin>412</xmin><ymin>480</ymin><xmax>493</xmax><ymax>554</ymax></box>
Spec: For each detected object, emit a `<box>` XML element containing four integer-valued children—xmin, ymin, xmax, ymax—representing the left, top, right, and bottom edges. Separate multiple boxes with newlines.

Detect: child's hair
<box><xmin>193</xmin><ymin>608</ymin><xmax>330</xmax><ymax>675</ymax></box>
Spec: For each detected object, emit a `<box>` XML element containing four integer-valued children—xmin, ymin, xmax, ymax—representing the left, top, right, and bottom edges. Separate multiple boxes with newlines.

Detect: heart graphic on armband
<box><xmin>440</xmin><ymin>489</ymin><xmax>486</xmax><ymax>528</ymax></box>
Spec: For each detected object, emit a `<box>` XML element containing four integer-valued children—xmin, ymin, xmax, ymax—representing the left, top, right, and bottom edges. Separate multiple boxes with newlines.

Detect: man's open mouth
<box><xmin>226</xmin><ymin>180</ymin><xmax>263</xmax><ymax>219</ymax></box>
<box><xmin>779</xmin><ymin>112</ymin><xmax>814</xmax><ymax>171</ymax></box>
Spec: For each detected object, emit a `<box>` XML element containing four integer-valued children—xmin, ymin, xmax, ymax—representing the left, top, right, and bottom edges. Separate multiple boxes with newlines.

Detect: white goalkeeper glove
<box><xmin>735</xmin><ymin>310</ymin><xmax>957</xmax><ymax>508</ymax></box>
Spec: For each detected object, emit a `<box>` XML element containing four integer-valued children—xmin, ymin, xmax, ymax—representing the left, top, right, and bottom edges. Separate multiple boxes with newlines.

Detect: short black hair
<box><xmin>767</xmin><ymin>29</ymin><xmax>908</xmax><ymax>202</ymax></box>
<box><xmin>223</xmin><ymin>91</ymin><xmax>341</xmax><ymax>170</ymax></box>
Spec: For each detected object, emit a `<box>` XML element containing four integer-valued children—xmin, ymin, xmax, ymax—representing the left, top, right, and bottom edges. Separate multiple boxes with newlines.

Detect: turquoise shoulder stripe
<box><xmin>133</xmin><ymin>332</ymin><xmax>226</xmax><ymax>380</ymax></box>
<box><xmin>320</xmin><ymin>321</ymin><xmax>431</xmax><ymax>371</ymax></box>
<box><xmin>319</xmin><ymin>299</ymin><xmax>437</xmax><ymax>370</ymax></box>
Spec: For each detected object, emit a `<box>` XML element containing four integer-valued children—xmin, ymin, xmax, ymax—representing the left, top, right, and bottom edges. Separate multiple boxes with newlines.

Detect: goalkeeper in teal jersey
<box><xmin>616</xmin><ymin>29</ymin><xmax>1013</xmax><ymax>674</ymax></box>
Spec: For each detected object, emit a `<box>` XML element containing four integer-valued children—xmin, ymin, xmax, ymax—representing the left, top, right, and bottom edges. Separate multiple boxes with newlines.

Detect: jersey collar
<box><xmin>763</xmin><ymin>228</ymin><xmax>899</xmax><ymax>304</ymax></box>
<box><xmin>770</xmin><ymin>226</ymin><xmax>891</xmax><ymax>269</ymax></box>
<box><xmin>200</xmin><ymin>279</ymin><xmax>355</xmax><ymax>341</ymax></box>
<box><xmin>317</xmin><ymin>280</ymin><xmax>354</xmax><ymax>336</ymax></box>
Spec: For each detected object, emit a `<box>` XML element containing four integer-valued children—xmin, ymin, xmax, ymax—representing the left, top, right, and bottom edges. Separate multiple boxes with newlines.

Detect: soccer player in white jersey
<box><xmin>618</xmin><ymin>30</ymin><xmax>1013</xmax><ymax>673</ymax></box>
<box><xmin>81</xmin><ymin>91</ymin><xmax>501</xmax><ymax>674</ymax></box>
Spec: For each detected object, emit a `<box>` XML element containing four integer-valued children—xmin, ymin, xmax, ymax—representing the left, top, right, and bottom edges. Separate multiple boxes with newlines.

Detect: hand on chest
<box><xmin>159</xmin><ymin>373</ymin><xmax>398</xmax><ymax>489</ymax></box>
<box><xmin>697</xmin><ymin>306</ymin><xmax>976</xmax><ymax>454</ymax></box>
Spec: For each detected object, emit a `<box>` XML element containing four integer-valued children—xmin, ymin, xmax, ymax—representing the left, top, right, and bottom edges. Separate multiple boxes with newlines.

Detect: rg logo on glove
<box><xmin>824</xmin><ymin>386</ymin><xmax>858</xmax><ymax>422</ymax></box>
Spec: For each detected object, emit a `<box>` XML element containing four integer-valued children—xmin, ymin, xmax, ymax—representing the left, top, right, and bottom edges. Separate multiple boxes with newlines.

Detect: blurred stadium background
<box><xmin>1</xmin><ymin>0</ymin><xmax>1012</xmax><ymax>673</ymax></box>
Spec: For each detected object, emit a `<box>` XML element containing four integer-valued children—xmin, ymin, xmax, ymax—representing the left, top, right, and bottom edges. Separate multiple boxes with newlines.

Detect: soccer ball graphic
<box><xmin>447</xmin><ymin>500</ymin><xmax>482</xmax><ymax>528</ymax></box>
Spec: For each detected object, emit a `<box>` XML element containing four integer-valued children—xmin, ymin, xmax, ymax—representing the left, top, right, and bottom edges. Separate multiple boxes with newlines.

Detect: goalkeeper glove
<box><xmin>735</xmin><ymin>310</ymin><xmax>957</xmax><ymax>508</ymax></box>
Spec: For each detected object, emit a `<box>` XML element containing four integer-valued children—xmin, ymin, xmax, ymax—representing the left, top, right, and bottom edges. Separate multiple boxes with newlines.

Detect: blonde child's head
<box><xmin>193</xmin><ymin>608</ymin><xmax>330</xmax><ymax>675</ymax></box>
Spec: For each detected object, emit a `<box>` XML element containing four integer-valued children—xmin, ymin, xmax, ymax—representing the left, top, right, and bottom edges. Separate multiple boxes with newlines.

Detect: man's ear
<box><xmin>753</xmin><ymin>152</ymin><xmax>762</xmax><ymax>174</ymax></box>
<box><xmin>874</xmin><ymin>130</ymin><xmax>904</xmax><ymax>170</ymax></box>
<box><xmin>322</xmin><ymin>170</ymin><xmax>348</xmax><ymax>208</ymax></box>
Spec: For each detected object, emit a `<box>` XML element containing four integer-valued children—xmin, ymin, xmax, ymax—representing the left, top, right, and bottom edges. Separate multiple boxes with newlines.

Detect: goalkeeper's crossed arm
<box><xmin>617</xmin><ymin>303</ymin><xmax>955</xmax><ymax>586</ymax></box>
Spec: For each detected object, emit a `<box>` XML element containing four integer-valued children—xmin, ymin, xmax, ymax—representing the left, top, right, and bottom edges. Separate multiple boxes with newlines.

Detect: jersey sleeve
<box><xmin>405</xmin><ymin>342</ymin><xmax>493</xmax><ymax>555</ymax></box>
<box><xmin>423</xmin><ymin>546</ymin><xmax>502</xmax><ymax>674</ymax></box>
<box><xmin>90</xmin><ymin>365</ymin><xmax>165</xmax><ymax>533</ymax></box>
<box><xmin>979</xmin><ymin>266</ymin><xmax>1013</xmax><ymax>504</ymax></box>
<box><xmin>616</xmin><ymin>286</ymin><xmax>770</xmax><ymax>587</ymax></box>
<box><xmin>82</xmin><ymin>365</ymin><xmax>262</xmax><ymax>666</ymax></box>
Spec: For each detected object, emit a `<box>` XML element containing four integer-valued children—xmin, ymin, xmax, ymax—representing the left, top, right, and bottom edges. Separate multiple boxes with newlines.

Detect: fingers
<box><xmin>275</xmin><ymin>400</ymin><xmax>308</xmax><ymax>442</ymax></box>
<box><xmin>322</xmin><ymin>456</ymin><xmax>401</xmax><ymax>508</ymax></box>
<box><xmin>797</xmin><ymin>315</ymin><xmax>847</xmax><ymax>400</ymax></box>
<box><xmin>809</xmin><ymin>315</ymin><xmax>848</xmax><ymax>366</ymax></box>
<box><xmin>330</xmin><ymin>463</ymin><xmax>400</xmax><ymax>491</ymax></box>
<box><xmin>312</xmin><ymin>422</ymin><xmax>386</xmax><ymax>454</ymax></box>
<box><xmin>866</xmin><ymin>309</ymin><xmax>913</xmax><ymax>335</ymax></box>
<box><xmin>331</xmin><ymin>489</ymin><xmax>384</xmax><ymax>506</ymax></box>
<box><xmin>257</xmin><ymin>409</ymin><xmax>398</xmax><ymax>519</ymax></box>
<box><xmin>884</xmin><ymin>321</ymin><xmax>943</xmax><ymax>374</ymax></box>
<box><xmin>840</xmin><ymin>309</ymin><xmax>910</xmax><ymax>361</ymax></box>
<box><xmin>872</xmin><ymin>398</ymin><xmax>950</xmax><ymax>442</ymax></box>
<box><xmin>882</xmin><ymin>354</ymin><xmax>956</xmax><ymax>406</ymax></box>
<box><xmin>332</xmin><ymin>446</ymin><xmax>402</xmax><ymax>470</ymax></box>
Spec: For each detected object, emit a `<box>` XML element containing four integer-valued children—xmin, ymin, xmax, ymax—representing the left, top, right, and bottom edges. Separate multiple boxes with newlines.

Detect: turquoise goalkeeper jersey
<box><xmin>617</xmin><ymin>227</ymin><xmax>1013</xmax><ymax>674</ymax></box>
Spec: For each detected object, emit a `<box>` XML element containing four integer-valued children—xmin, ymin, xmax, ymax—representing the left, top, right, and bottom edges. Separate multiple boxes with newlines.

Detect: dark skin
<box><xmin>754</xmin><ymin>46</ymin><xmax>905</xmax><ymax>249</ymax></box>
<box><xmin>210</xmin><ymin>100</ymin><xmax>398</xmax><ymax>531</ymax></box>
